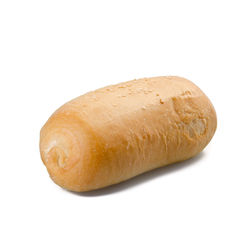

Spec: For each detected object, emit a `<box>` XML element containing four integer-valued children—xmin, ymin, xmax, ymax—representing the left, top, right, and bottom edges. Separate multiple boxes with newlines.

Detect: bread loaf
<box><xmin>40</xmin><ymin>76</ymin><xmax>217</xmax><ymax>192</ymax></box>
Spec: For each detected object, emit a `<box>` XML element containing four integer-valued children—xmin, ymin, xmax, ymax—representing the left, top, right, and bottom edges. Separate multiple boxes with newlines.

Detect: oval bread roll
<box><xmin>40</xmin><ymin>76</ymin><xmax>217</xmax><ymax>192</ymax></box>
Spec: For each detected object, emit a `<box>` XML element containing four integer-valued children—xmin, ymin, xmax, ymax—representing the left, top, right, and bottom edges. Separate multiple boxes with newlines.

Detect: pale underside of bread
<box><xmin>40</xmin><ymin>76</ymin><xmax>217</xmax><ymax>192</ymax></box>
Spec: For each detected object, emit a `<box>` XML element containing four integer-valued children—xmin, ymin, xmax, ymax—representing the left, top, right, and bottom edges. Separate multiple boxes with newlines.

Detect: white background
<box><xmin>0</xmin><ymin>1</ymin><xmax>249</xmax><ymax>249</ymax></box>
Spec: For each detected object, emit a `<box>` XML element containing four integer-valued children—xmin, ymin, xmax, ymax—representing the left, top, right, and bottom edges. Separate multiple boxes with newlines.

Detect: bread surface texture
<box><xmin>40</xmin><ymin>76</ymin><xmax>217</xmax><ymax>191</ymax></box>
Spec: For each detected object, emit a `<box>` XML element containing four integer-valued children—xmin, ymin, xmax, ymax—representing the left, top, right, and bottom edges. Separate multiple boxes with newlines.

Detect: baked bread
<box><xmin>40</xmin><ymin>76</ymin><xmax>217</xmax><ymax>192</ymax></box>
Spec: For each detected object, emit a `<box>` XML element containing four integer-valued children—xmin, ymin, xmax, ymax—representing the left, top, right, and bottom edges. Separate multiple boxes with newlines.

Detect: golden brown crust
<box><xmin>40</xmin><ymin>76</ymin><xmax>217</xmax><ymax>191</ymax></box>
